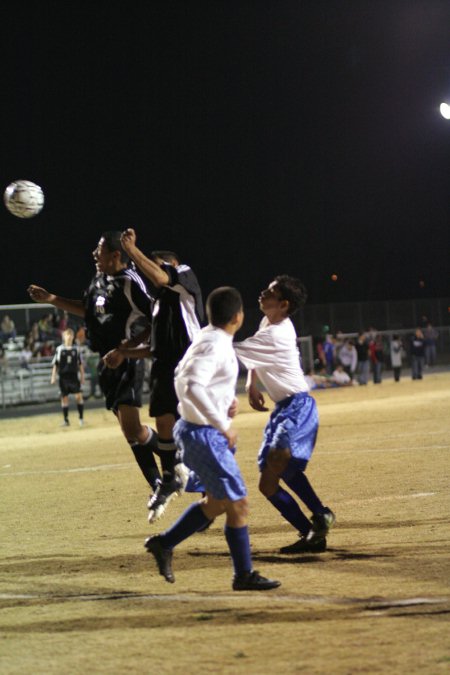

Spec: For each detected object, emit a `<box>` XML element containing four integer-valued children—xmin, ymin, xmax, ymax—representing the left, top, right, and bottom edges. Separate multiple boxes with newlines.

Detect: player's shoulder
<box><xmin>123</xmin><ymin>267</ymin><xmax>151</xmax><ymax>293</ymax></box>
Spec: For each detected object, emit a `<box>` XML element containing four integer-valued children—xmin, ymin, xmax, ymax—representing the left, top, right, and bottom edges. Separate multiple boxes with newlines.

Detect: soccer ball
<box><xmin>3</xmin><ymin>180</ymin><xmax>45</xmax><ymax>218</ymax></box>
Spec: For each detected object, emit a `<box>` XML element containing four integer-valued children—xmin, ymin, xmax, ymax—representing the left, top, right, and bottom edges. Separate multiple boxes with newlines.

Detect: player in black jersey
<box><xmin>106</xmin><ymin>228</ymin><xmax>204</xmax><ymax>522</ymax></box>
<box><xmin>51</xmin><ymin>328</ymin><xmax>85</xmax><ymax>427</ymax></box>
<box><xmin>28</xmin><ymin>231</ymin><xmax>162</xmax><ymax>494</ymax></box>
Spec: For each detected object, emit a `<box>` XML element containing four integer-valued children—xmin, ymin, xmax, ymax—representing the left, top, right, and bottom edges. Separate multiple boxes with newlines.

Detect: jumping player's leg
<box><xmin>117</xmin><ymin>404</ymin><xmax>161</xmax><ymax>490</ymax></box>
<box><xmin>147</xmin><ymin>364</ymin><xmax>191</xmax><ymax>522</ymax></box>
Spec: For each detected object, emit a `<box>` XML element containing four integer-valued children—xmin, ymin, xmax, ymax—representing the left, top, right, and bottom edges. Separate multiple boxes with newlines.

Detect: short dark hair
<box><xmin>273</xmin><ymin>275</ymin><xmax>308</xmax><ymax>315</ymax></box>
<box><xmin>206</xmin><ymin>287</ymin><xmax>243</xmax><ymax>327</ymax></box>
<box><xmin>101</xmin><ymin>231</ymin><xmax>129</xmax><ymax>264</ymax></box>
<box><xmin>151</xmin><ymin>250</ymin><xmax>180</xmax><ymax>265</ymax></box>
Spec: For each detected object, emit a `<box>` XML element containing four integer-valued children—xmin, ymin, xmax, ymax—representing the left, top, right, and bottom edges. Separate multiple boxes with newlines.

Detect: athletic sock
<box><xmin>77</xmin><ymin>403</ymin><xmax>84</xmax><ymax>420</ymax></box>
<box><xmin>160</xmin><ymin>502</ymin><xmax>211</xmax><ymax>549</ymax></box>
<box><xmin>267</xmin><ymin>487</ymin><xmax>311</xmax><ymax>536</ymax></box>
<box><xmin>224</xmin><ymin>525</ymin><xmax>253</xmax><ymax>576</ymax></box>
<box><xmin>62</xmin><ymin>406</ymin><xmax>69</xmax><ymax>422</ymax></box>
<box><xmin>129</xmin><ymin>426</ymin><xmax>161</xmax><ymax>490</ymax></box>
<box><xmin>157</xmin><ymin>437</ymin><xmax>177</xmax><ymax>479</ymax></box>
<box><xmin>284</xmin><ymin>472</ymin><xmax>325</xmax><ymax>514</ymax></box>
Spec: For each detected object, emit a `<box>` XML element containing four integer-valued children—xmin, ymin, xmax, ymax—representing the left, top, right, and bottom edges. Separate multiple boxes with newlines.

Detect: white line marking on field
<box><xmin>323</xmin><ymin>428</ymin><xmax>449</xmax><ymax>445</ymax></box>
<box><xmin>345</xmin><ymin>492</ymin><xmax>435</xmax><ymax>505</ymax></box>
<box><xmin>321</xmin><ymin>444</ymin><xmax>448</xmax><ymax>455</ymax></box>
<box><xmin>0</xmin><ymin>463</ymin><xmax>133</xmax><ymax>477</ymax></box>
<box><xmin>0</xmin><ymin>592</ymin><xmax>448</xmax><ymax>607</ymax></box>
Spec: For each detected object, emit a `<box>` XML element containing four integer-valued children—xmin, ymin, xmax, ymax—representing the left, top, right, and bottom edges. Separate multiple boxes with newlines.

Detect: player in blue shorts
<box><xmin>234</xmin><ymin>275</ymin><xmax>335</xmax><ymax>554</ymax></box>
<box><xmin>145</xmin><ymin>286</ymin><xmax>280</xmax><ymax>591</ymax></box>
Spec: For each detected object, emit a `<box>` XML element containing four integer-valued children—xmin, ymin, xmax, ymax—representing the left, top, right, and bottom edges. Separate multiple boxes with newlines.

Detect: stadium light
<box><xmin>440</xmin><ymin>102</ymin><xmax>450</xmax><ymax>119</ymax></box>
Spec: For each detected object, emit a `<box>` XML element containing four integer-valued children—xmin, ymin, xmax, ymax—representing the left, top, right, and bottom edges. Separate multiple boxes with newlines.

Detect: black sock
<box><xmin>284</xmin><ymin>472</ymin><xmax>325</xmax><ymax>514</ymax></box>
<box><xmin>130</xmin><ymin>443</ymin><xmax>161</xmax><ymax>490</ymax></box>
<box><xmin>62</xmin><ymin>406</ymin><xmax>69</xmax><ymax>422</ymax></box>
<box><xmin>77</xmin><ymin>404</ymin><xmax>84</xmax><ymax>420</ymax></box>
<box><xmin>157</xmin><ymin>437</ymin><xmax>177</xmax><ymax>480</ymax></box>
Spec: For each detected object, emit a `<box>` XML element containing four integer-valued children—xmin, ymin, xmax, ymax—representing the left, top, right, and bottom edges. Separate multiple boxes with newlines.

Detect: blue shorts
<box><xmin>258</xmin><ymin>392</ymin><xmax>318</xmax><ymax>478</ymax></box>
<box><xmin>174</xmin><ymin>419</ymin><xmax>247</xmax><ymax>502</ymax></box>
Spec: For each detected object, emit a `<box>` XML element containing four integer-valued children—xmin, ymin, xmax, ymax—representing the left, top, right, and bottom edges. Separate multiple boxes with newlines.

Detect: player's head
<box><xmin>62</xmin><ymin>328</ymin><xmax>74</xmax><ymax>345</ymax></box>
<box><xmin>151</xmin><ymin>250</ymin><xmax>180</xmax><ymax>266</ymax></box>
<box><xmin>93</xmin><ymin>231</ymin><xmax>129</xmax><ymax>273</ymax></box>
<box><xmin>206</xmin><ymin>287</ymin><xmax>244</xmax><ymax>332</ymax></box>
<box><xmin>259</xmin><ymin>275</ymin><xmax>307</xmax><ymax>318</ymax></box>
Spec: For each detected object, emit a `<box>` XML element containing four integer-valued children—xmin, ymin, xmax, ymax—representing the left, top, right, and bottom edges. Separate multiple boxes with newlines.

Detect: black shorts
<box><xmin>59</xmin><ymin>375</ymin><xmax>81</xmax><ymax>396</ymax></box>
<box><xmin>98</xmin><ymin>358</ymin><xmax>144</xmax><ymax>413</ymax></box>
<box><xmin>148</xmin><ymin>359</ymin><xmax>179</xmax><ymax>418</ymax></box>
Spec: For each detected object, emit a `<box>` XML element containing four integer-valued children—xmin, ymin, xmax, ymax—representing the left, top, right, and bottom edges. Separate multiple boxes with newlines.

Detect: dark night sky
<box><xmin>1</xmin><ymin>1</ymin><xmax>449</xmax><ymax>308</ymax></box>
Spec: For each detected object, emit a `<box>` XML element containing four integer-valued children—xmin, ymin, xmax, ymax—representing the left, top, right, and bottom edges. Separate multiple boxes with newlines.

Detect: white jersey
<box><xmin>234</xmin><ymin>316</ymin><xmax>309</xmax><ymax>402</ymax></box>
<box><xmin>174</xmin><ymin>325</ymin><xmax>238</xmax><ymax>432</ymax></box>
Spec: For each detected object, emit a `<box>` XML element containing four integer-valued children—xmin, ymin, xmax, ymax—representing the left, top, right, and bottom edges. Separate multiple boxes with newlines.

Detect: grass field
<box><xmin>1</xmin><ymin>372</ymin><xmax>449</xmax><ymax>674</ymax></box>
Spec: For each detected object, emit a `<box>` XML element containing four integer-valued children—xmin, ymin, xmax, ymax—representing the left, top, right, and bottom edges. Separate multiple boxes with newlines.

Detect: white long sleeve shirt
<box><xmin>174</xmin><ymin>325</ymin><xmax>238</xmax><ymax>432</ymax></box>
<box><xmin>234</xmin><ymin>316</ymin><xmax>309</xmax><ymax>402</ymax></box>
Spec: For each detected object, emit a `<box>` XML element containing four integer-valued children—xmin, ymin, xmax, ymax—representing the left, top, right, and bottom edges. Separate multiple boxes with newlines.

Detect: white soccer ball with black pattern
<box><xmin>3</xmin><ymin>180</ymin><xmax>45</xmax><ymax>218</ymax></box>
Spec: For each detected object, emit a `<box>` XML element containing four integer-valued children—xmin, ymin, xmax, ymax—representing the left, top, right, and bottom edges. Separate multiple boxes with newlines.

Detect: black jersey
<box><xmin>52</xmin><ymin>344</ymin><xmax>81</xmax><ymax>376</ymax></box>
<box><xmin>83</xmin><ymin>268</ymin><xmax>152</xmax><ymax>356</ymax></box>
<box><xmin>151</xmin><ymin>263</ymin><xmax>204</xmax><ymax>364</ymax></box>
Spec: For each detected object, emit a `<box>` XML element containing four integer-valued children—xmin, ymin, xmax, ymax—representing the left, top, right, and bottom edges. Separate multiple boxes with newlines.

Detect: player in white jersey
<box><xmin>144</xmin><ymin>287</ymin><xmax>280</xmax><ymax>591</ymax></box>
<box><xmin>51</xmin><ymin>328</ymin><xmax>85</xmax><ymax>427</ymax></box>
<box><xmin>234</xmin><ymin>275</ymin><xmax>335</xmax><ymax>554</ymax></box>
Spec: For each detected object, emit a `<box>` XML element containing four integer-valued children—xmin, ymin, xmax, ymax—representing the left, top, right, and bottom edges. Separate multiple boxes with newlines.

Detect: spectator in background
<box><xmin>39</xmin><ymin>340</ymin><xmax>55</xmax><ymax>358</ymax></box>
<box><xmin>369</xmin><ymin>333</ymin><xmax>384</xmax><ymax>384</ymax></box>
<box><xmin>315</xmin><ymin>337</ymin><xmax>326</xmax><ymax>370</ymax></box>
<box><xmin>411</xmin><ymin>328</ymin><xmax>425</xmax><ymax>380</ymax></box>
<box><xmin>57</xmin><ymin>311</ymin><xmax>70</xmax><ymax>336</ymax></box>
<box><xmin>355</xmin><ymin>332</ymin><xmax>370</xmax><ymax>385</ymax></box>
<box><xmin>323</xmin><ymin>334</ymin><xmax>336</xmax><ymax>375</ymax></box>
<box><xmin>390</xmin><ymin>334</ymin><xmax>403</xmax><ymax>382</ymax></box>
<box><xmin>0</xmin><ymin>315</ymin><xmax>17</xmax><ymax>342</ymax></box>
<box><xmin>338</xmin><ymin>339</ymin><xmax>357</xmax><ymax>380</ymax></box>
<box><xmin>423</xmin><ymin>322</ymin><xmax>439</xmax><ymax>367</ymax></box>
<box><xmin>38</xmin><ymin>313</ymin><xmax>55</xmax><ymax>342</ymax></box>
<box><xmin>29</xmin><ymin>321</ymin><xmax>40</xmax><ymax>344</ymax></box>
<box><xmin>331</xmin><ymin>364</ymin><xmax>353</xmax><ymax>386</ymax></box>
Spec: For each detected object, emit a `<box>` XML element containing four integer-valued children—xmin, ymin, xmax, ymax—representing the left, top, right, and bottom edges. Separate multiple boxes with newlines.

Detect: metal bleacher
<box><xmin>0</xmin><ymin>348</ymin><xmax>92</xmax><ymax>409</ymax></box>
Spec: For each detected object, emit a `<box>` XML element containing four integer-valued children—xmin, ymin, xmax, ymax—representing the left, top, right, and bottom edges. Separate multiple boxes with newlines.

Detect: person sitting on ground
<box><xmin>331</xmin><ymin>364</ymin><xmax>352</xmax><ymax>386</ymax></box>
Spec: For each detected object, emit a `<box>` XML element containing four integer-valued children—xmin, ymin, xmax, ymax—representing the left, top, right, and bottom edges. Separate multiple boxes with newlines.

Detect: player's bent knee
<box><xmin>259</xmin><ymin>465</ymin><xmax>281</xmax><ymax>497</ymax></box>
<box><xmin>266</xmin><ymin>447</ymin><xmax>291</xmax><ymax>476</ymax></box>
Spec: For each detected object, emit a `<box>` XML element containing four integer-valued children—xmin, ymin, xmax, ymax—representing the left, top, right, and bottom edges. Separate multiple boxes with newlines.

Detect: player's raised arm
<box><xmin>120</xmin><ymin>229</ymin><xmax>170</xmax><ymax>287</ymax></box>
<box><xmin>27</xmin><ymin>284</ymin><xmax>85</xmax><ymax>318</ymax></box>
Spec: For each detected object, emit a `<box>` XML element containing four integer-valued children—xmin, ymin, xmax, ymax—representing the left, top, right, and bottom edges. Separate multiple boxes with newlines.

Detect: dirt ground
<box><xmin>1</xmin><ymin>373</ymin><xmax>449</xmax><ymax>674</ymax></box>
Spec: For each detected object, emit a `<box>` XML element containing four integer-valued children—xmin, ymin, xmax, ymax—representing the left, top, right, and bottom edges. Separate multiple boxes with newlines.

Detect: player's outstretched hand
<box><xmin>120</xmin><ymin>228</ymin><xmax>137</xmax><ymax>253</ymax></box>
<box><xmin>247</xmin><ymin>384</ymin><xmax>268</xmax><ymax>412</ymax></box>
<box><xmin>223</xmin><ymin>426</ymin><xmax>238</xmax><ymax>449</ymax></box>
<box><xmin>27</xmin><ymin>285</ymin><xmax>54</xmax><ymax>304</ymax></box>
<box><xmin>103</xmin><ymin>349</ymin><xmax>125</xmax><ymax>369</ymax></box>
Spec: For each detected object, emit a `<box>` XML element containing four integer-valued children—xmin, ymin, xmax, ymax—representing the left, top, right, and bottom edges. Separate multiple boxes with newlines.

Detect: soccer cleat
<box><xmin>307</xmin><ymin>508</ymin><xmax>336</xmax><ymax>542</ymax></box>
<box><xmin>79</xmin><ymin>419</ymin><xmax>84</xmax><ymax>427</ymax></box>
<box><xmin>279</xmin><ymin>535</ymin><xmax>327</xmax><ymax>554</ymax></box>
<box><xmin>232</xmin><ymin>570</ymin><xmax>281</xmax><ymax>591</ymax></box>
<box><xmin>147</xmin><ymin>476</ymin><xmax>184</xmax><ymax>523</ymax></box>
<box><xmin>144</xmin><ymin>535</ymin><xmax>175</xmax><ymax>583</ymax></box>
<box><xmin>61</xmin><ymin>420</ymin><xmax>70</xmax><ymax>427</ymax></box>
<box><xmin>173</xmin><ymin>461</ymin><xmax>190</xmax><ymax>494</ymax></box>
